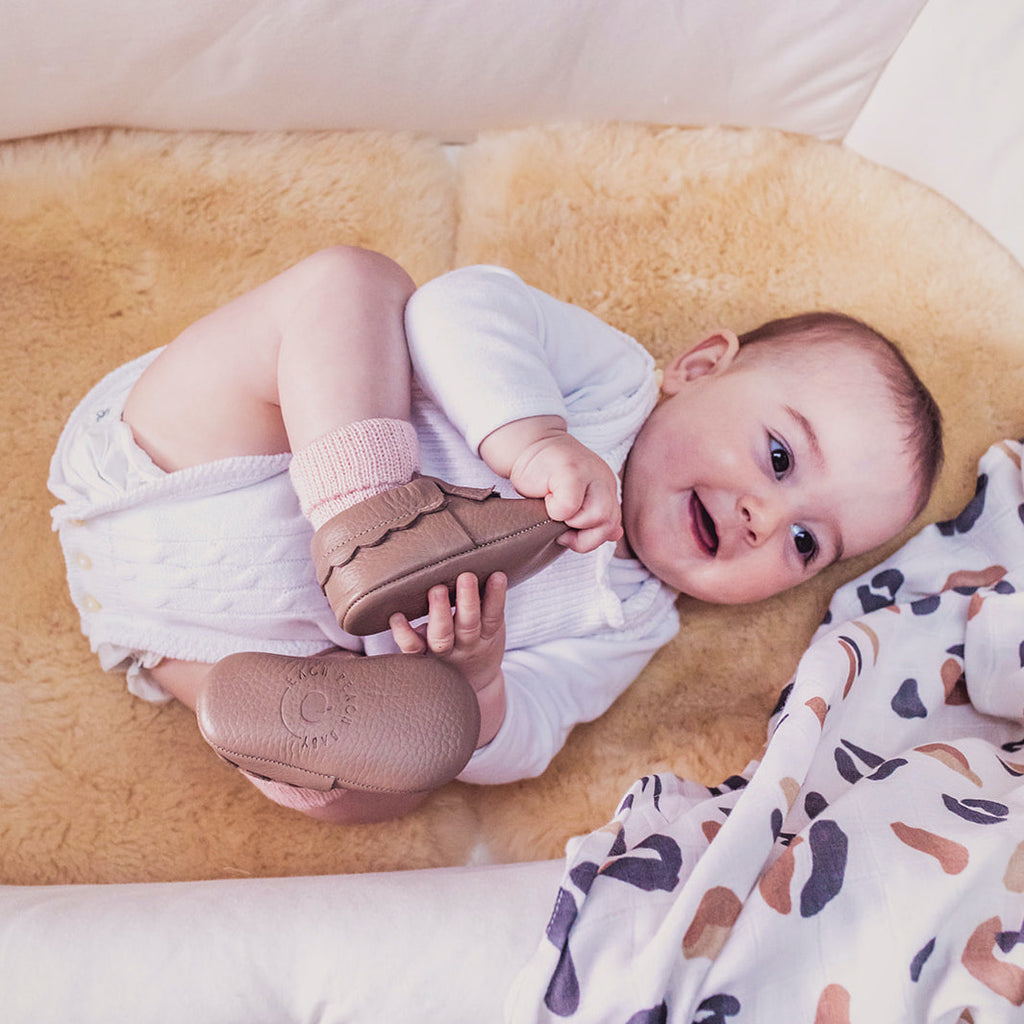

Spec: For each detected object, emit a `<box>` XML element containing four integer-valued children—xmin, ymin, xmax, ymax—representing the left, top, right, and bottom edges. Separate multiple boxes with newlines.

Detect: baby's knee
<box><xmin>297</xmin><ymin>245</ymin><xmax>416</xmax><ymax>306</ymax></box>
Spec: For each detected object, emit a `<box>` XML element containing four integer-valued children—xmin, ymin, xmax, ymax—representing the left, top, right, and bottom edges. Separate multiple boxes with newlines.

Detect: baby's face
<box><xmin>620</xmin><ymin>334</ymin><xmax>920</xmax><ymax>604</ymax></box>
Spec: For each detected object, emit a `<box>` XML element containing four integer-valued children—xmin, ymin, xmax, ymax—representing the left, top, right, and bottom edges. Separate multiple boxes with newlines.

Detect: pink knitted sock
<box><xmin>245</xmin><ymin>774</ymin><xmax>351</xmax><ymax>811</ymax></box>
<box><xmin>289</xmin><ymin>418</ymin><xmax>419</xmax><ymax>530</ymax></box>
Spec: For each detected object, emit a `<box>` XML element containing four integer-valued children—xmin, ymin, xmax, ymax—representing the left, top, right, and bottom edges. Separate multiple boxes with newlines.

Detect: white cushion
<box><xmin>845</xmin><ymin>0</ymin><xmax>1024</xmax><ymax>268</ymax></box>
<box><xmin>0</xmin><ymin>0</ymin><xmax>925</xmax><ymax>142</ymax></box>
<box><xmin>0</xmin><ymin>861</ymin><xmax>563</xmax><ymax>1024</ymax></box>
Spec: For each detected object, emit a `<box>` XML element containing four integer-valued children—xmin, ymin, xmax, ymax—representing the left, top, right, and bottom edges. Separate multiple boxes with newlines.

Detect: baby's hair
<box><xmin>737</xmin><ymin>312</ymin><xmax>944</xmax><ymax>517</ymax></box>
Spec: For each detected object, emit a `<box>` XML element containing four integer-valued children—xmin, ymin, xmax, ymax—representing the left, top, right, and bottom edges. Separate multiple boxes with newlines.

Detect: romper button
<box><xmin>82</xmin><ymin>595</ymin><xmax>102</xmax><ymax>613</ymax></box>
<box><xmin>75</xmin><ymin>553</ymin><xmax>93</xmax><ymax>570</ymax></box>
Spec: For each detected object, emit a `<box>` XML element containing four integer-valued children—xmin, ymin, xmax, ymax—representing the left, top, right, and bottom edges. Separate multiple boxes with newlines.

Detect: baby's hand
<box><xmin>389</xmin><ymin>572</ymin><xmax>507</xmax><ymax>747</ymax></box>
<box><xmin>509</xmin><ymin>432</ymin><xmax>622</xmax><ymax>554</ymax></box>
<box><xmin>478</xmin><ymin>415</ymin><xmax>622</xmax><ymax>553</ymax></box>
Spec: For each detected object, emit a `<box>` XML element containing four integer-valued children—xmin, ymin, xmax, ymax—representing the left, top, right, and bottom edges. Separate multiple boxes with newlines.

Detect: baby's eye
<box><xmin>769</xmin><ymin>436</ymin><xmax>791</xmax><ymax>479</ymax></box>
<box><xmin>791</xmin><ymin>524</ymin><xmax>818</xmax><ymax>564</ymax></box>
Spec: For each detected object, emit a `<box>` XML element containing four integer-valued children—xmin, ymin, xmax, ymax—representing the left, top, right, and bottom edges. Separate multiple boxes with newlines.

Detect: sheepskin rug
<box><xmin>3</xmin><ymin>123</ymin><xmax>1023</xmax><ymax>884</ymax></box>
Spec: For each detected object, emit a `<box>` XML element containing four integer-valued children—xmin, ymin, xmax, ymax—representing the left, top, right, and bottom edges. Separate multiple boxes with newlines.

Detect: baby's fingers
<box><xmin>556</xmin><ymin>485</ymin><xmax>622</xmax><ymax>552</ymax></box>
<box><xmin>479</xmin><ymin>572</ymin><xmax>507</xmax><ymax>641</ymax></box>
<box><xmin>559</xmin><ymin>522</ymin><xmax>624</xmax><ymax>554</ymax></box>
<box><xmin>452</xmin><ymin>573</ymin><xmax>483</xmax><ymax>646</ymax></box>
<box><xmin>425</xmin><ymin>584</ymin><xmax>456</xmax><ymax>654</ymax></box>
<box><xmin>544</xmin><ymin>477</ymin><xmax>589</xmax><ymax>524</ymax></box>
<box><xmin>389</xmin><ymin>612</ymin><xmax>427</xmax><ymax>654</ymax></box>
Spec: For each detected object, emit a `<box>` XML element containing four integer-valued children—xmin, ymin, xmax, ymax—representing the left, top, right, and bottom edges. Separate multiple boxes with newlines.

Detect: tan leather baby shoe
<box><xmin>196</xmin><ymin>648</ymin><xmax>481</xmax><ymax>794</ymax></box>
<box><xmin>311</xmin><ymin>475</ymin><xmax>568</xmax><ymax>635</ymax></box>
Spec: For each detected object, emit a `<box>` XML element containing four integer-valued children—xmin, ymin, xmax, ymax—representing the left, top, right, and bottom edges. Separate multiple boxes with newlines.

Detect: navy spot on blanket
<box><xmin>1019</xmin><ymin>640</ymin><xmax>1024</xmax><ymax>669</ymax></box>
<box><xmin>707</xmin><ymin>776</ymin><xmax>749</xmax><ymax>797</ymax></box>
<box><xmin>942</xmin><ymin>794</ymin><xmax>1010</xmax><ymax>825</ymax></box>
<box><xmin>546</xmin><ymin>887</ymin><xmax>577</xmax><ymax>947</ymax></box>
<box><xmin>868</xmin><ymin>758</ymin><xmax>908</xmax><ymax>780</ymax></box>
<box><xmin>770</xmin><ymin>683</ymin><xmax>794</xmax><ymax>718</ymax></box>
<box><xmin>805</xmin><ymin>791</ymin><xmax>829</xmax><ymax>819</ymax></box>
<box><xmin>910</xmin><ymin>595</ymin><xmax>941</xmax><ymax>615</ymax></box>
<box><xmin>856</xmin><ymin>568</ymin><xmax>905</xmax><ymax>613</ymax></box>
<box><xmin>609</xmin><ymin>827</ymin><xmax>628</xmax><ymax>858</ymax></box>
<box><xmin>692</xmin><ymin>994</ymin><xmax>741</xmax><ymax>1023</ymax></box>
<box><xmin>937</xmin><ymin>474</ymin><xmax>988</xmax><ymax>536</ymax></box>
<box><xmin>892</xmin><ymin>678</ymin><xmax>928</xmax><ymax>719</ymax></box>
<box><xmin>570</xmin><ymin>860</ymin><xmax>599</xmax><ymax>895</ymax></box>
<box><xmin>543</xmin><ymin>949</ymin><xmax>578</xmax><ymax>1016</ymax></box>
<box><xmin>801</xmin><ymin>820</ymin><xmax>848</xmax><ymax>917</ymax></box>
<box><xmin>600</xmin><ymin>834</ymin><xmax>682</xmax><ymax>892</ymax></box>
<box><xmin>651</xmin><ymin>775</ymin><xmax>663</xmax><ymax>811</ymax></box>
<box><xmin>998</xmin><ymin>758</ymin><xmax>1024</xmax><ymax>778</ymax></box>
<box><xmin>770</xmin><ymin>807</ymin><xmax>784</xmax><ymax>841</ymax></box>
<box><xmin>634</xmin><ymin>775</ymin><xmax>664</xmax><ymax>812</ymax></box>
<box><xmin>835</xmin><ymin>740</ymin><xmax>894</xmax><ymax>782</ymax></box>
<box><xmin>997</xmin><ymin>919</ymin><xmax>1024</xmax><ymax>953</ymax></box>
<box><xmin>842</xmin><ymin>739</ymin><xmax>884</xmax><ymax>768</ymax></box>
<box><xmin>834</xmin><ymin>747</ymin><xmax>862</xmax><ymax>783</ymax></box>
<box><xmin>1018</xmin><ymin>502</ymin><xmax>1024</xmax><ymax>527</ymax></box>
<box><xmin>910</xmin><ymin>937</ymin><xmax>935</xmax><ymax>981</ymax></box>
<box><xmin>543</xmin><ymin>888</ymin><xmax>580</xmax><ymax>1015</ymax></box>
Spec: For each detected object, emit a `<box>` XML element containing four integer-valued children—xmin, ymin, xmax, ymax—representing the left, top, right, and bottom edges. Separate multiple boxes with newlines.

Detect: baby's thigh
<box><xmin>148</xmin><ymin>658</ymin><xmax>213</xmax><ymax>711</ymax></box>
<box><xmin>121</xmin><ymin>278</ymin><xmax>294</xmax><ymax>471</ymax></box>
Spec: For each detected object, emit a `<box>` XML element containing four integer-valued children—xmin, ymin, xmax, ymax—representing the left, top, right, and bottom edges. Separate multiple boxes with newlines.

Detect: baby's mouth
<box><xmin>690</xmin><ymin>492</ymin><xmax>719</xmax><ymax>556</ymax></box>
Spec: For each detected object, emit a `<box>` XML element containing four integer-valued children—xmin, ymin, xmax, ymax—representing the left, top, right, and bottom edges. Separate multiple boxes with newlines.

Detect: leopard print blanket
<box><xmin>510</xmin><ymin>439</ymin><xmax>1024</xmax><ymax>1023</ymax></box>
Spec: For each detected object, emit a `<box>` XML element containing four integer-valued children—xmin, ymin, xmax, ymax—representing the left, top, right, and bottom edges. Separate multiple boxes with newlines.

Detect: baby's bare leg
<box><xmin>123</xmin><ymin>246</ymin><xmax>416</xmax><ymax>471</ymax></box>
<box><xmin>149</xmin><ymin>658</ymin><xmax>210</xmax><ymax>711</ymax></box>
<box><xmin>122</xmin><ymin>247</ymin><xmax>429</xmax><ymax>822</ymax></box>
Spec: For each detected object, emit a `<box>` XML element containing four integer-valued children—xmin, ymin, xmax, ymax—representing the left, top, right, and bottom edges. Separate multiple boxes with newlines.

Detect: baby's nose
<box><xmin>738</xmin><ymin>493</ymin><xmax>784</xmax><ymax>545</ymax></box>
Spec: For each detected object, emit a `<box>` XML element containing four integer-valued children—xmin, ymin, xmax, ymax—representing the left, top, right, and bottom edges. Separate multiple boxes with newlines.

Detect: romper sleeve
<box><xmin>403</xmin><ymin>265</ymin><xmax>653</xmax><ymax>454</ymax></box>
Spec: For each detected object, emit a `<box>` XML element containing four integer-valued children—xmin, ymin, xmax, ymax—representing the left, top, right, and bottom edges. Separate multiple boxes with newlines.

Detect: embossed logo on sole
<box><xmin>279</xmin><ymin>661</ymin><xmax>357</xmax><ymax>749</ymax></box>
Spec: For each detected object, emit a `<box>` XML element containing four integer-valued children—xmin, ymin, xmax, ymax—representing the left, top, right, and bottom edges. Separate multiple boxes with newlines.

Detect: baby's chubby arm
<box><xmin>479</xmin><ymin>414</ymin><xmax>623</xmax><ymax>554</ymax></box>
<box><xmin>404</xmin><ymin>266</ymin><xmax>647</xmax><ymax>552</ymax></box>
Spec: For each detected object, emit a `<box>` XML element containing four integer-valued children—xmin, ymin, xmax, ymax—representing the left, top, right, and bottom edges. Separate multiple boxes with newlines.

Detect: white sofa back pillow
<box><xmin>845</xmin><ymin>0</ymin><xmax>1024</xmax><ymax>269</ymax></box>
<box><xmin>1</xmin><ymin>0</ymin><xmax>925</xmax><ymax>142</ymax></box>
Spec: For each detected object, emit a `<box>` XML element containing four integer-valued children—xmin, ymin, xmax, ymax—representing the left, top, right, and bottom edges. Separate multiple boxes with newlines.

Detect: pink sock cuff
<box><xmin>245</xmin><ymin>774</ymin><xmax>350</xmax><ymax>811</ymax></box>
<box><xmin>289</xmin><ymin>418</ymin><xmax>419</xmax><ymax>529</ymax></box>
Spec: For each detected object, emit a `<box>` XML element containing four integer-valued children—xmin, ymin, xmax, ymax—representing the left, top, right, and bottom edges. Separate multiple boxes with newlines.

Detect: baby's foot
<box><xmin>196</xmin><ymin>648</ymin><xmax>480</xmax><ymax>794</ymax></box>
<box><xmin>311</xmin><ymin>475</ymin><xmax>567</xmax><ymax>635</ymax></box>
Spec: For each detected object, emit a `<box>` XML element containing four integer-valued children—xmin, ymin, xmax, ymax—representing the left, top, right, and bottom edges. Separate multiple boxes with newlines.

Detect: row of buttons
<box><xmin>72</xmin><ymin>542</ymin><xmax>102</xmax><ymax>611</ymax></box>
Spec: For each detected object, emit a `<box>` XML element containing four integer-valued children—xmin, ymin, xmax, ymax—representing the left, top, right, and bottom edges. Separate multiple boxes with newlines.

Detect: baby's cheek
<box><xmin>698</xmin><ymin>438</ymin><xmax>745</xmax><ymax>477</ymax></box>
<box><xmin>729</xmin><ymin>551</ymin><xmax>799</xmax><ymax>604</ymax></box>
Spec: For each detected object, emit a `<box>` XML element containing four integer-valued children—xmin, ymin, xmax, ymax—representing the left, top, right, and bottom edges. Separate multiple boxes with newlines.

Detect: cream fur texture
<box><xmin>3</xmin><ymin>124</ymin><xmax>1023</xmax><ymax>883</ymax></box>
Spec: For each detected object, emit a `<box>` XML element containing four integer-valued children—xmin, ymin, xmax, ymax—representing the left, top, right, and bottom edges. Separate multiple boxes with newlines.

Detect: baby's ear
<box><xmin>661</xmin><ymin>330</ymin><xmax>740</xmax><ymax>393</ymax></box>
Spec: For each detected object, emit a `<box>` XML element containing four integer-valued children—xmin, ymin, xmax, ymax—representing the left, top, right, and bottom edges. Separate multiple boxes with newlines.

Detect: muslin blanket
<box><xmin>509</xmin><ymin>439</ymin><xmax>1024</xmax><ymax>1024</ymax></box>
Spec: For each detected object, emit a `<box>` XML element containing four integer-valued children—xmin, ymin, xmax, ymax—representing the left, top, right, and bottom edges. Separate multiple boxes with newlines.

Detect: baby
<box><xmin>49</xmin><ymin>246</ymin><xmax>943</xmax><ymax>823</ymax></box>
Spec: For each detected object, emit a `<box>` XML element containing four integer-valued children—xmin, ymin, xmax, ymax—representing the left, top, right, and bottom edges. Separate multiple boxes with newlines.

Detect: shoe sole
<box><xmin>196</xmin><ymin>651</ymin><xmax>481</xmax><ymax>794</ymax></box>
